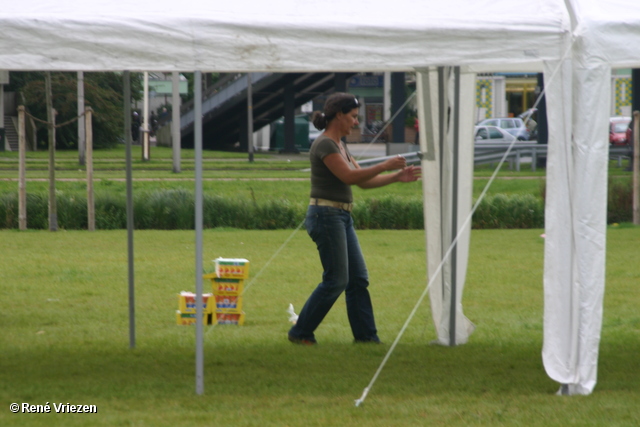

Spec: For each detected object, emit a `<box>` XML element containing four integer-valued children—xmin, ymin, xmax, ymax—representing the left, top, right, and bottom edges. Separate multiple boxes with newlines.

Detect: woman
<box><xmin>288</xmin><ymin>93</ymin><xmax>421</xmax><ymax>345</ymax></box>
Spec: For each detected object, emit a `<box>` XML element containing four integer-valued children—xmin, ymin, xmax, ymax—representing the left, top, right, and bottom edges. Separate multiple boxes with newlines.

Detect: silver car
<box><xmin>476</xmin><ymin>117</ymin><xmax>530</xmax><ymax>140</ymax></box>
<box><xmin>474</xmin><ymin>125</ymin><xmax>523</xmax><ymax>143</ymax></box>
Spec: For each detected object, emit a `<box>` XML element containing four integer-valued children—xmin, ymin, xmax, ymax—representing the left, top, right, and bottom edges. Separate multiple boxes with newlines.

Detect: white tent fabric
<box><xmin>2</xmin><ymin>0</ymin><xmax>636</xmax><ymax>396</ymax></box>
<box><xmin>542</xmin><ymin>57</ymin><xmax>610</xmax><ymax>396</ymax></box>
<box><xmin>541</xmin><ymin>0</ymin><xmax>640</xmax><ymax>395</ymax></box>
<box><xmin>417</xmin><ymin>67</ymin><xmax>476</xmax><ymax>345</ymax></box>
<box><xmin>1</xmin><ymin>0</ymin><xmax>568</xmax><ymax>72</ymax></box>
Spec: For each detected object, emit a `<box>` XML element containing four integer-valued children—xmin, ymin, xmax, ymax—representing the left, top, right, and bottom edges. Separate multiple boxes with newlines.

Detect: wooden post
<box><xmin>142</xmin><ymin>71</ymin><xmax>150</xmax><ymax>161</ymax></box>
<box><xmin>18</xmin><ymin>106</ymin><xmax>27</xmax><ymax>230</ymax></box>
<box><xmin>86</xmin><ymin>107</ymin><xmax>95</xmax><ymax>231</ymax></box>
<box><xmin>45</xmin><ymin>71</ymin><xmax>58</xmax><ymax>231</ymax></box>
<box><xmin>633</xmin><ymin>111</ymin><xmax>639</xmax><ymax>225</ymax></box>
<box><xmin>172</xmin><ymin>71</ymin><xmax>181</xmax><ymax>173</ymax></box>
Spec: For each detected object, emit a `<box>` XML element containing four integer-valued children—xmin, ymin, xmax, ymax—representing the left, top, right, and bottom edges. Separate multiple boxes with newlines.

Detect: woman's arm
<box><xmin>322</xmin><ymin>153</ymin><xmax>408</xmax><ymax>186</ymax></box>
<box><xmin>356</xmin><ymin>165</ymin><xmax>421</xmax><ymax>189</ymax></box>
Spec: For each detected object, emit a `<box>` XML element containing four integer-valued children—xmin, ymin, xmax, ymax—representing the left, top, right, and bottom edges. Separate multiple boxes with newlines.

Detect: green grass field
<box><xmin>0</xmin><ymin>146</ymin><xmax>549</xmax><ymax>201</ymax></box>
<box><xmin>1</xmin><ymin>227</ymin><xmax>639</xmax><ymax>426</ymax></box>
<box><xmin>0</xmin><ymin>146</ymin><xmax>632</xmax><ymax>203</ymax></box>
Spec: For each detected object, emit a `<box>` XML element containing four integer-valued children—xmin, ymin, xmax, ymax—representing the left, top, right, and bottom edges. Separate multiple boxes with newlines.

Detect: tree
<box><xmin>8</xmin><ymin>71</ymin><xmax>143</xmax><ymax>149</ymax></box>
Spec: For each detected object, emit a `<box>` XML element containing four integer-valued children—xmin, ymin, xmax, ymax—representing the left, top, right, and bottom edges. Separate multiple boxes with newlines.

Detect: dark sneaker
<box><xmin>288</xmin><ymin>334</ymin><xmax>317</xmax><ymax>346</ymax></box>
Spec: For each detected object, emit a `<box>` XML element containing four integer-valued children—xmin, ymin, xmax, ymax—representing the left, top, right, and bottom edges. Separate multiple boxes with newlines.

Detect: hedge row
<box><xmin>0</xmin><ymin>180</ymin><xmax>633</xmax><ymax>230</ymax></box>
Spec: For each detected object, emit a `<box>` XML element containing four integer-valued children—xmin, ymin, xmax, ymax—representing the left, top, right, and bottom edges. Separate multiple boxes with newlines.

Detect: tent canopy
<box><xmin>1</xmin><ymin>0</ymin><xmax>569</xmax><ymax>72</ymax></box>
<box><xmin>2</xmin><ymin>0</ymin><xmax>639</xmax><ymax>397</ymax></box>
<box><xmin>568</xmin><ymin>0</ymin><xmax>640</xmax><ymax>68</ymax></box>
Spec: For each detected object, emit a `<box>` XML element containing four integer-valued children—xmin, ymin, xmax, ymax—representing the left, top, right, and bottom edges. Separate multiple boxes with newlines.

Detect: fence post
<box><xmin>633</xmin><ymin>111</ymin><xmax>639</xmax><ymax>225</ymax></box>
<box><xmin>18</xmin><ymin>106</ymin><xmax>27</xmax><ymax>230</ymax></box>
<box><xmin>86</xmin><ymin>107</ymin><xmax>95</xmax><ymax>231</ymax></box>
<box><xmin>531</xmin><ymin>147</ymin><xmax>537</xmax><ymax>172</ymax></box>
<box><xmin>45</xmin><ymin>71</ymin><xmax>58</xmax><ymax>231</ymax></box>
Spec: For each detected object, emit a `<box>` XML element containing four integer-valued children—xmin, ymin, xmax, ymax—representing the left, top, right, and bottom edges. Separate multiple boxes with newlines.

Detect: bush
<box><xmin>472</xmin><ymin>194</ymin><xmax>544</xmax><ymax>229</ymax></box>
<box><xmin>540</xmin><ymin>176</ymin><xmax>634</xmax><ymax>225</ymax></box>
<box><xmin>353</xmin><ymin>196</ymin><xmax>423</xmax><ymax>229</ymax></box>
<box><xmin>608</xmin><ymin>177</ymin><xmax>633</xmax><ymax>224</ymax></box>
<box><xmin>0</xmin><ymin>183</ymin><xmax>633</xmax><ymax>230</ymax></box>
<box><xmin>95</xmin><ymin>192</ymin><xmax>127</xmax><ymax>230</ymax></box>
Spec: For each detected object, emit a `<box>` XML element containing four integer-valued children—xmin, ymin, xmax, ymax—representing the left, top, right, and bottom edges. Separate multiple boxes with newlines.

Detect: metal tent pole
<box><xmin>449</xmin><ymin>66</ymin><xmax>461</xmax><ymax>347</ymax></box>
<box><xmin>437</xmin><ymin>67</ymin><xmax>446</xmax><ymax>303</ymax></box>
<box><xmin>77</xmin><ymin>71</ymin><xmax>85</xmax><ymax>166</ymax></box>
<box><xmin>124</xmin><ymin>71</ymin><xmax>136</xmax><ymax>349</ymax></box>
<box><xmin>194</xmin><ymin>71</ymin><xmax>204</xmax><ymax>395</ymax></box>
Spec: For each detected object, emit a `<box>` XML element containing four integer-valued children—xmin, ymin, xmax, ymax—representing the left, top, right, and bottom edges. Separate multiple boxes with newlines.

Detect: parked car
<box><xmin>609</xmin><ymin>116</ymin><xmax>631</xmax><ymax>145</ymax></box>
<box><xmin>476</xmin><ymin>117</ymin><xmax>530</xmax><ymax>140</ymax></box>
<box><xmin>626</xmin><ymin>120</ymin><xmax>634</xmax><ymax>146</ymax></box>
<box><xmin>474</xmin><ymin>125</ymin><xmax>524</xmax><ymax>143</ymax></box>
<box><xmin>309</xmin><ymin>121</ymin><xmax>322</xmax><ymax>144</ymax></box>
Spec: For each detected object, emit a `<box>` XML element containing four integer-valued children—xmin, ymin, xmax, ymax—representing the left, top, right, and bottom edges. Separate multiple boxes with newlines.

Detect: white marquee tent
<box><xmin>1</xmin><ymin>0</ymin><xmax>638</xmax><ymax>396</ymax></box>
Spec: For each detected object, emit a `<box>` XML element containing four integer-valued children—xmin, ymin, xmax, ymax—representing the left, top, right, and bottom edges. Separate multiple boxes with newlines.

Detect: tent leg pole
<box><xmin>194</xmin><ymin>71</ymin><xmax>205</xmax><ymax>395</ymax></box>
<box><xmin>124</xmin><ymin>71</ymin><xmax>136</xmax><ymax>349</ymax></box>
<box><xmin>449</xmin><ymin>66</ymin><xmax>461</xmax><ymax>347</ymax></box>
<box><xmin>437</xmin><ymin>67</ymin><xmax>446</xmax><ymax>303</ymax></box>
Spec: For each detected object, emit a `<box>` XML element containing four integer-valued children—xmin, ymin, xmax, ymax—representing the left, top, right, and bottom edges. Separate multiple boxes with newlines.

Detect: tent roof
<box><xmin>568</xmin><ymin>0</ymin><xmax>640</xmax><ymax>68</ymax></box>
<box><xmin>0</xmin><ymin>0</ymin><xmax>569</xmax><ymax>72</ymax></box>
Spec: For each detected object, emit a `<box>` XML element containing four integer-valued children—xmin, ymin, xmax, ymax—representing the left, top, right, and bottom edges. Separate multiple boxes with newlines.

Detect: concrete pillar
<box><xmin>282</xmin><ymin>81</ymin><xmax>299</xmax><ymax>153</ymax></box>
<box><xmin>334</xmin><ymin>73</ymin><xmax>347</xmax><ymax>93</ymax></box>
<box><xmin>383</xmin><ymin>72</ymin><xmax>391</xmax><ymax>122</ymax></box>
<box><xmin>391</xmin><ymin>72</ymin><xmax>406</xmax><ymax>143</ymax></box>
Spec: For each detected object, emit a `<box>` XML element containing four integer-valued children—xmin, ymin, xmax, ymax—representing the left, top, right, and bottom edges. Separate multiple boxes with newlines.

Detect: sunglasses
<box><xmin>340</xmin><ymin>97</ymin><xmax>360</xmax><ymax>114</ymax></box>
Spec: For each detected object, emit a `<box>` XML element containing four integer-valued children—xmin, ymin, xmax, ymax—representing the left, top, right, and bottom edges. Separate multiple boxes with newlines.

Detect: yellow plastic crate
<box><xmin>176</xmin><ymin>311</ymin><xmax>214</xmax><ymax>326</ymax></box>
<box><xmin>177</xmin><ymin>291</ymin><xmax>214</xmax><ymax>314</ymax></box>
<box><xmin>214</xmin><ymin>257</ymin><xmax>250</xmax><ymax>279</ymax></box>
<box><xmin>203</xmin><ymin>276</ymin><xmax>245</xmax><ymax>295</ymax></box>
<box><xmin>213</xmin><ymin>294</ymin><xmax>243</xmax><ymax>312</ymax></box>
<box><xmin>214</xmin><ymin>311</ymin><xmax>245</xmax><ymax>325</ymax></box>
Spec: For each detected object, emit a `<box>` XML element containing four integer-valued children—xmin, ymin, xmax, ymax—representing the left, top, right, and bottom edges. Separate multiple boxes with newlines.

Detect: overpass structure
<box><xmin>170</xmin><ymin>72</ymin><xmax>356</xmax><ymax>152</ymax></box>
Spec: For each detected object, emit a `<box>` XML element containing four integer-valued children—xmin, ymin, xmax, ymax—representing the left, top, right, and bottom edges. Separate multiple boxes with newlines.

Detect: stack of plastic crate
<box><xmin>202</xmin><ymin>257</ymin><xmax>249</xmax><ymax>325</ymax></box>
<box><xmin>175</xmin><ymin>291</ymin><xmax>215</xmax><ymax>325</ymax></box>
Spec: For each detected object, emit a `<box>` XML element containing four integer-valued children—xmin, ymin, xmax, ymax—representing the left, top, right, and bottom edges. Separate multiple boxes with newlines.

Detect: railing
<box><xmin>357</xmin><ymin>143</ymin><xmax>633</xmax><ymax>171</ymax></box>
<box><xmin>474</xmin><ymin>143</ymin><xmax>547</xmax><ymax>172</ymax></box>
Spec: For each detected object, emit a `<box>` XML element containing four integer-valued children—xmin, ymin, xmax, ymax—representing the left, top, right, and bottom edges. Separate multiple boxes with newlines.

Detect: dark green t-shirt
<box><xmin>309</xmin><ymin>136</ymin><xmax>356</xmax><ymax>203</ymax></box>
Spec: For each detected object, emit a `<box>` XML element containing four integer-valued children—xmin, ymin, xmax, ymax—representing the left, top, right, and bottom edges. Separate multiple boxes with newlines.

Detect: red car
<box><xmin>610</xmin><ymin>116</ymin><xmax>631</xmax><ymax>145</ymax></box>
<box><xmin>626</xmin><ymin>121</ymin><xmax>634</xmax><ymax>146</ymax></box>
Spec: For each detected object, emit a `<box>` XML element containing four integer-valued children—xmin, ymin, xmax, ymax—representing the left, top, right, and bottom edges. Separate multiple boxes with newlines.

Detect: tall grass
<box><xmin>0</xmin><ymin>187</ymin><xmax>627</xmax><ymax>230</ymax></box>
<box><xmin>0</xmin><ymin>176</ymin><xmax>634</xmax><ymax>230</ymax></box>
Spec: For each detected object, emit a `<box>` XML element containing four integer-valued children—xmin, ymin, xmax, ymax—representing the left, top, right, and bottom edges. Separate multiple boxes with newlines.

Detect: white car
<box><xmin>474</xmin><ymin>125</ymin><xmax>522</xmax><ymax>143</ymax></box>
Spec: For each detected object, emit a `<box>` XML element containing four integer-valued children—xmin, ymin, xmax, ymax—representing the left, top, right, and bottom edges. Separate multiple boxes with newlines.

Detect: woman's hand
<box><xmin>381</xmin><ymin>155</ymin><xmax>407</xmax><ymax>171</ymax></box>
<box><xmin>396</xmin><ymin>165</ymin><xmax>421</xmax><ymax>182</ymax></box>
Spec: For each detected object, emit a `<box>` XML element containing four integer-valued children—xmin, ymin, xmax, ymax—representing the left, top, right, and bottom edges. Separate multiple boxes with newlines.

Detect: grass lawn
<box><xmin>0</xmin><ymin>146</ymin><xmax>632</xmax><ymax>203</ymax></box>
<box><xmin>1</xmin><ymin>227</ymin><xmax>638</xmax><ymax>426</ymax></box>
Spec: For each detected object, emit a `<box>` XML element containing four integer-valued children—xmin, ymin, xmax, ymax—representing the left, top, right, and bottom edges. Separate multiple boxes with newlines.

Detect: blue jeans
<box><xmin>288</xmin><ymin>205</ymin><xmax>379</xmax><ymax>342</ymax></box>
